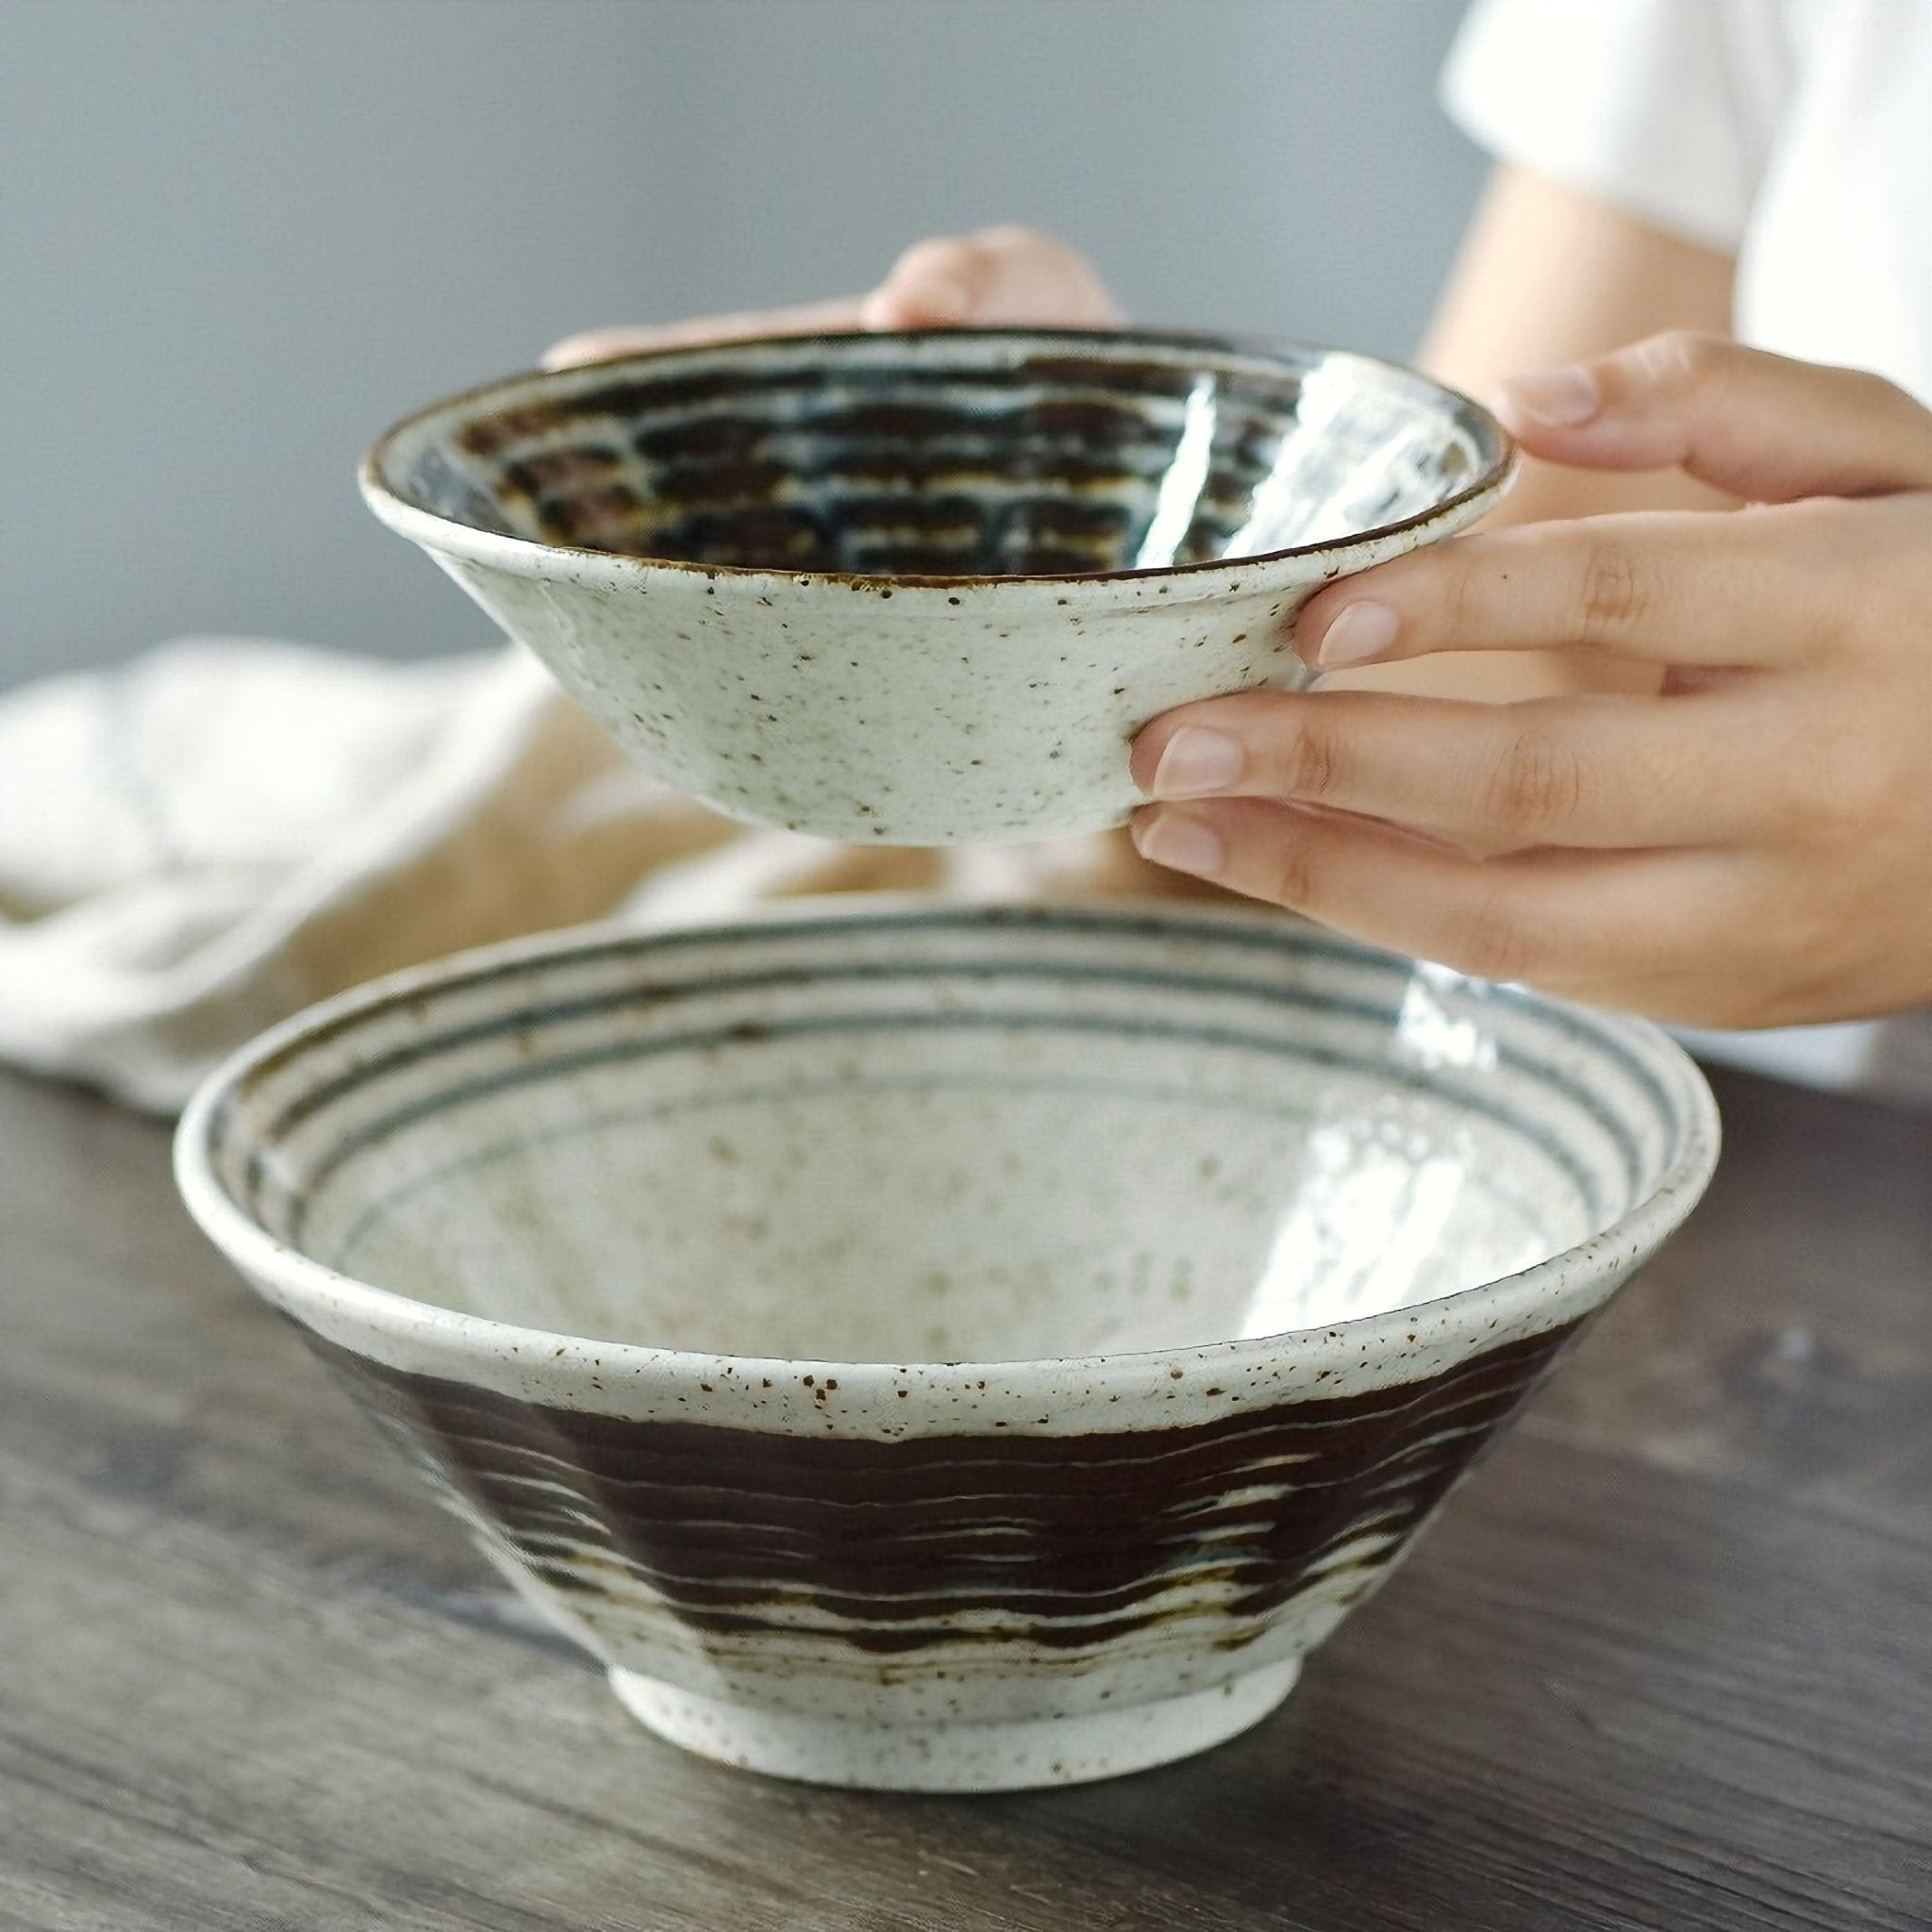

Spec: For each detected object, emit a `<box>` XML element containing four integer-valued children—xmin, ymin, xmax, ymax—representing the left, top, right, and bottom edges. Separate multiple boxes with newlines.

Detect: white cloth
<box><xmin>0</xmin><ymin>640</ymin><xmax>1171</xmax><ymax>1113</ymax></box>
<box><xmin>1443</xmin><ymin>0</ymin><xmax>1932</xmax><ymax>1102</ymax></box>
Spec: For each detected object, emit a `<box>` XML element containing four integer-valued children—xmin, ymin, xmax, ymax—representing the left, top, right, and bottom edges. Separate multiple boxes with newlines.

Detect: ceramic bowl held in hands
<box><xmin>360</xmin><ymin>330</ymin><xmax>1513</xmax><ymax>842</ymax></box>
<box><xmin>175</xmin><ymin>905</ymin><xmax>1716</xmax><ymax>1791</ymax></box>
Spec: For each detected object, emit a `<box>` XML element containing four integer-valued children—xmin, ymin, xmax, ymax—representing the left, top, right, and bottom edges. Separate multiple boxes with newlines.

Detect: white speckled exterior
<box><xmin>607</xmin><ymin>1659</ymin><xmax>1302</xmax><ymax>1790</ymax></box>
<box><xmin>175</xmin><ymin>904</ymin><xmax>1719</xmax><ymax>1790</ymax></box>
<box><xmin>360</xmin><ymin>331</ymin><xmax>1515</xmax><ymax>842</ymax></box>
<box><xmin>427</xmin><ymin>553</ymin><xmax>1343</xmax><ymax>843</ymax></box>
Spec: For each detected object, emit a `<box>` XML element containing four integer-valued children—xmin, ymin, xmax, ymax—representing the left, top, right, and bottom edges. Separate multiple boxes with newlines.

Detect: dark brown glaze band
<box><xmin>365</xmin><ymin>326</ymin><xmax>1515</xmax><ymax>592</ymax></box>
<box><xmin>307</xmin><ymin>1321</ymin><xmax>1583</xmax><ymax>1657</ymax></box>
<box><xmin>421</xmin><ymin>349</ymin><xmax>1338</xmax><ymax>575</ymax></box>
<box><xmin>453</xmin><ymin>356</ymin><xmax>1302</xmax><ymax>457</ymax></box>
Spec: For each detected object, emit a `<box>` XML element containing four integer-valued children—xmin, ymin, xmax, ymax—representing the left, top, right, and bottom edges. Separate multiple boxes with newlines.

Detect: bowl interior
<box><xmin>371</xmin><ymin>331</ymin><xmax>1507</xmax><ymax>578</ymax></box>
<box><xmin>200</xmin><ymin>911</ymin><xmax>1706</xmax><ymax>1364</ymax></box>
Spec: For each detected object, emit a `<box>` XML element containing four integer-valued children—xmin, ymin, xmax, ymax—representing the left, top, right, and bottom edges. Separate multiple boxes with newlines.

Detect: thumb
<box><xmin>1494</xmin><ymin>330</ymin><xmax>1932</xmax><ymax>501</ymax></box>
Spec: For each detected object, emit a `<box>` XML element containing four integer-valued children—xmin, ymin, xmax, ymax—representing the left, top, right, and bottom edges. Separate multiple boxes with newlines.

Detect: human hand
<box><xmin>1128</xmin><ymin>333</ymin><xmax>1932</xmax><ymax>1027</ymax></box>
<box><xmin>542</xmin><ymin>225</ymin><xmax>1121</xmax><ymax>369</ymax></box>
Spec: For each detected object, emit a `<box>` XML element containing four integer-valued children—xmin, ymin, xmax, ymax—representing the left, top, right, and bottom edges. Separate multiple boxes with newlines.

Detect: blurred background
<box><xmin>1</xmin><ymin>0</ymin><xmax>1487</xmax><ymax>691</ymax></box>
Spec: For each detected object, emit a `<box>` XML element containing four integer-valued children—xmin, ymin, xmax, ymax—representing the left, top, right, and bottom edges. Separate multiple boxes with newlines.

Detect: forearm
<box><xmin>1335</xmin><ymin>164</ymin><xmax>1741</xmax><ymax>702</ymax></box>
<box><xmin>1422</xmin><ymin>165</ymin><xmax>1739</xmax><ymax>524</ymax></box>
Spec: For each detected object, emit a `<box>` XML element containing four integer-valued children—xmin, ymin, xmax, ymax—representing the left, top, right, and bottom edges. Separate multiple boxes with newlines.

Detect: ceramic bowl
<box><xmin>174</xmin><ymin>904</ymin><xmax>1717</xmax><ymax>1791</ymax></box>
<box><xmin>359</xmin><ymin>329</ymin><xmax>1513</xmax><ymax>843</ymax></box>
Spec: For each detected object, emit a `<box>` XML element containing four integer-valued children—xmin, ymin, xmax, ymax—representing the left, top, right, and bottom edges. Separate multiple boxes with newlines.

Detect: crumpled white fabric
<box><xmin>0</xmin><ymin>639</ymin><xmax>1172</xmax><ymax>1113</ymax></box>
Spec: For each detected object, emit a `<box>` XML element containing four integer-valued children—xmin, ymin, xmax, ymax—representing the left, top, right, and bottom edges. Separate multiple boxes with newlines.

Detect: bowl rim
<box><xmin>358</xmin><ymin>325</ymin><xmax>1518</xmax><ymax>591</ymax></box>
<box><xmin>173</xmin><ymin>902</ymin><xmax>1721</xmax><ymax>1392</ymax></box>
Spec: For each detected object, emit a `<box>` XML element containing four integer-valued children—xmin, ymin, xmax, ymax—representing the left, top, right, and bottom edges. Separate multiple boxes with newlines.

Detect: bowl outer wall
<box><xmin>173</xmin><ymin>904</ymin><xmax>1722</xmax><ymax>1443</ymax></box>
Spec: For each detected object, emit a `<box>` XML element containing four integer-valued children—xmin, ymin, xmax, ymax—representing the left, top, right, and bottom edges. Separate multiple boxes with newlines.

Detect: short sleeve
<box><xmin>1441</xmin><ymin>0</ymin><xmax>1781</xmax><ymax>253</ymax></box>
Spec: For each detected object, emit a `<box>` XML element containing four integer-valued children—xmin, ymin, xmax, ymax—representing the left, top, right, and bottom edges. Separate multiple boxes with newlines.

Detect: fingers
<box><xmin>1131</xmin><ymin>686</ymin><xmax>1791</xmax><ymax>852</ymax></box>
<box><xmin>541</xmin><ymin>227</ymin><xmax>1119</xmax><ymax>370</ymax></box>
<box><xmin>541</xmin><ymin>297</ymin><xmax>867</xmax><ymax>370</ymax></box>
<box><xmin>1295</xmin><ymin>498</ymin><xmax>1855</xmax><ymax>674</ymax></box>
<box><xmin>1493</xmin><ymin>330</ymin><xmax>1932</xmax><ymax>501</ymax></box>
<box><xmin>859</xmin><ymin>225</ymin><xmax>1124</xmax><ymax>330</ymax></box>
<box><xmin>1126</xmin><ymin>797</ymin><xmax>1736</xmax><ymax>1002</ymax></box>
<box><xmin>861</xmin><ymin>236</ymin><xmax>988</xmax><ymax>328</ymax></box>
<box><xmin>1123</xmin><ymin>358</ymin><xmax>1932</xmax><ymax>1027</ymax></box>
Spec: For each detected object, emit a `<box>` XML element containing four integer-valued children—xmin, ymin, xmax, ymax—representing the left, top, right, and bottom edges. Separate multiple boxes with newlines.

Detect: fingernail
<box><xmin>1498</xmin><ymin>363</ymin><xmax>1601</xmax><ymax>428</ymax></box>
<box><xmin>1315</xmin><ymin>599</ymin><xmax>1400</xmax><ymax>669</ymax></box>
<box><xmin>1149</xmin><ymin>725</ymin><xmax>1243</xmax><ymax>798</ymax></box>
<box><xmin>1132</xmin><ymin>809</ymin><xmax>1224</xmax><ymax>877</ymax></box>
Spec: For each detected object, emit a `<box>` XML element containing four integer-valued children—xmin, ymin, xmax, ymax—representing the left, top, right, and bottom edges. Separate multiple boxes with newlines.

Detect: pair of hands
<box><xmin>550</xmin><ymin>228</ymin><xmax>1932</xmax><ymax>1030</ymax></box>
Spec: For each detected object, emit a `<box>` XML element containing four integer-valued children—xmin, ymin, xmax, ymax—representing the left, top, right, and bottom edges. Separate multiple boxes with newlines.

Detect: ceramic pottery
<box><xmin>175</xmin><ymin>904</ymin><xmax>1717</xmax><ymax>1790</ymax></box>
<box><xmin>360</xmin><ymin>330</ymin><xmax>1513</xmax><ymax>842</ymax></box>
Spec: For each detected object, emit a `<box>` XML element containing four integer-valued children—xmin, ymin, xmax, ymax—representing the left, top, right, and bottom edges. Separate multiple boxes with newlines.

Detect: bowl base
<box><xmin>607</xmin><ymin>1658</ymin><xmax>1301</xmax><ymax>1791</ymax></box>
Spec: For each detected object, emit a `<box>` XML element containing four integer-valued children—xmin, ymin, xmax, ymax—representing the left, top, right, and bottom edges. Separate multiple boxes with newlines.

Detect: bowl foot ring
<box><xmin>608</xmin><ymin>1657</ymin><xmax>1301</xmax><ymax>1790</ymax></box>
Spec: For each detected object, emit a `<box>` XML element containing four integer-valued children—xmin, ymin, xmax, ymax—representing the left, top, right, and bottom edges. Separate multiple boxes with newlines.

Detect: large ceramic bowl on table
<box><xmin>359</xmin><ymin>329</ymin><xmax>1513</xmax><ymax>842</ymax></box>
<box><xmin>174</xmin><ymin>904</ymin><xmax>1718</xmax><ymax>1791</ymax></box>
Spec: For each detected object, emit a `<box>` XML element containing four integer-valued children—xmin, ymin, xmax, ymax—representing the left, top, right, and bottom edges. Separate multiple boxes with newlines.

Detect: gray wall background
<box><xmin>1</xmin><ymin>0</ymin><xmax>1489</xmax><ymax>691</ymax></box>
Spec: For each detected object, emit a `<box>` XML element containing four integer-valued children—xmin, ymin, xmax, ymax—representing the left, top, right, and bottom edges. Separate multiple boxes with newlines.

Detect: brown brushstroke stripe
<box><xmin>498</xmin><ymin>352</ymin><xmax>1301</xmax><ymax>430</ymax></box>
<box><xmin>363</xmin><ymin>1397</ymin><xmax>1507</xmax><ymax>1616</ymax></box>
<box><xmin>305</xmin><ymin>1320</ymin><xmax>1582</xmax><ymax>1654</ymax></box>
<box><xmin>497</xmin><ymin>446</ymin><xmax>625</xmax><ymax>498</ymax></box>
<box><xmin>340</xmin><ymin>1342</ymin><xmax>1537</xmax><ymax>1500</ymax></box>
<box><xmin>432</xmin><ymin>351</ymin><xmax>1310</xmax><ymax>574</ymax></box>
<box><xmin>458</xmin><ymin>1481</ymin><xmax>1441</xmax><ymax>1619</ymax></box>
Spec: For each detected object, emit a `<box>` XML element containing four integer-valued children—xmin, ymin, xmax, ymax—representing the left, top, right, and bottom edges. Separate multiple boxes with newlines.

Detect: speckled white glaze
<box><xmin>175</xmin><ymin>904</ymin><xmax>1719</xmax><ymax>1790</ymax></box>
<box><xmin>359</xmin><ymin>331</ymin><xmax>1515</xmax><ymax>843</ymax></box>
<box><xmin>606</xmin><ymin>1658</ymin><xmax>1302</xmax><ymax>1790</ymax></box>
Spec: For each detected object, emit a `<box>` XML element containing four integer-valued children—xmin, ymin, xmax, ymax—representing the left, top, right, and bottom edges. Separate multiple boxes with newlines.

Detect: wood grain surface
<box><xmin>3</xmin><ymin>1062</ymin><xmax>1927</xmax><ymax>1932</ymax></box>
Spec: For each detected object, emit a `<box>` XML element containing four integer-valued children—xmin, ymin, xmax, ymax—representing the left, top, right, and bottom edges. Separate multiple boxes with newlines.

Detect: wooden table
<box><xmin>4</xmin><ymin>1059</ymin><xmax>1928</xmax><ymax>1931</ymax></box>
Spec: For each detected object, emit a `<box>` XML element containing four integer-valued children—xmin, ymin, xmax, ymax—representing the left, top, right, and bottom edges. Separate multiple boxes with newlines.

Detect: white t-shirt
<box><xmin>1441</xmin><ymin>0</ymin><xmax>1932</xmax><ymax>1104</ymax></box>
<box><xmin>1444</xmin><ymin>0</ymin><xmax>1932</xmax><ymax>404</ymax></box>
